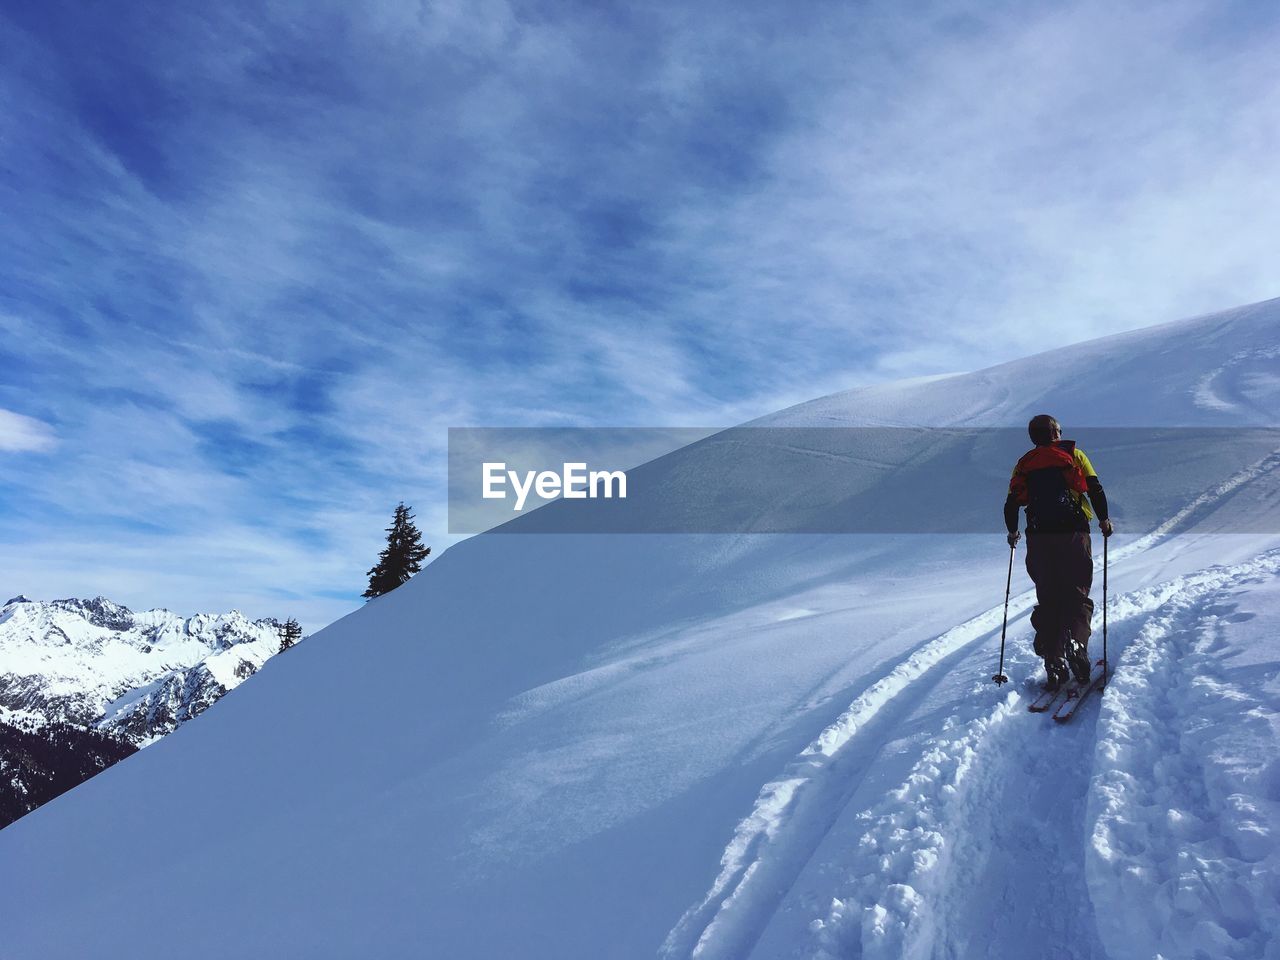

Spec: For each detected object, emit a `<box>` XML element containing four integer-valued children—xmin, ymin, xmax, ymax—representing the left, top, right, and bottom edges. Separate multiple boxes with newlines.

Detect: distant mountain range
<box><xmin>0</xmin><ymin>595</ymin><xmax>294</xmax><ymax>826</ymax></box>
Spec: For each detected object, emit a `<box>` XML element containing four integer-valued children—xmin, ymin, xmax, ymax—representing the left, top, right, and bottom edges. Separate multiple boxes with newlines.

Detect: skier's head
<box><xmin>1028</xmin><ymin>414</ymin><xmax>1061</xmax><ymax>446</ymax></box>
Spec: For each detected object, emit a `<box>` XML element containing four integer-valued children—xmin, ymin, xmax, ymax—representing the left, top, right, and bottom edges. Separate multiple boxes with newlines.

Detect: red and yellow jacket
<box><xmin>1004</xmin><ymin>439</ymin><xmax>1108</xmax><ymax>533</ymax></box>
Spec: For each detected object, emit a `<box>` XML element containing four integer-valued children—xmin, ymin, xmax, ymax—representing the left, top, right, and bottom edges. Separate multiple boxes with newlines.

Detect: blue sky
<box><xmin>2</xmin><ymin>0</ymin><xmax>1278</xmax><ymax>629</ymax></box>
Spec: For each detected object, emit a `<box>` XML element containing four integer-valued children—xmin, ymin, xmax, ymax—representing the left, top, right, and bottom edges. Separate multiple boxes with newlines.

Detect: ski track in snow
<box><xmin>658</xmin><ymin>594</ymin><xmax>1039</xmax><ymax>960</ymax></box>
<box><xmin>662</xmin><ymin>449</ymin><xmax>1280</xmax><ymax>960</ymax></box>
<box><xmin>1088</xmin><ymin>560</ymin><xmax>1280</xmax><ymax>960</ymax></box>
<box><xmin>812</xmin><ymin>550</ymin><xmax>1280</xmax><ymax>960</ymax></box>
<box><xmin>1192</xmin><ymin>345</ymin><xmax>1280</xmax><ymax>418</ymax></box>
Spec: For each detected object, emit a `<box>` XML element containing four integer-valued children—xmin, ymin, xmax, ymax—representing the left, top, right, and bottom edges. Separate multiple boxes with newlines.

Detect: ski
<box><xmin>1052</xmin><ymin>660</ymin><xmax>1108</xmax><ymax>723</ymax></box>
<box><xmin>1027</xmin><ymin>684</ymin><xmax>1068</xmax><ymax>713</ymax></box>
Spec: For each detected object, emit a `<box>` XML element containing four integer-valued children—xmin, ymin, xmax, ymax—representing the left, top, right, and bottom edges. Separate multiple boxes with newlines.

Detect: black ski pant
<box><xmin>1026</xmin><ymin>531</ymin><xmax>1094</xmax><ymax>668</ymax></box>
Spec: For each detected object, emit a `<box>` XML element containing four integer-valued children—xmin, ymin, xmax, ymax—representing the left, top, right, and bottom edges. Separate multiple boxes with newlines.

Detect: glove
<box><xmin>1006</xmin><ymin>531</ymin><xmax>1021</xmax><ymax>548</ymax></box>
<box><xmin>1099</xmin><ymin>518</ymin><xmax>1113</xmax><ymax>538</ymax></box>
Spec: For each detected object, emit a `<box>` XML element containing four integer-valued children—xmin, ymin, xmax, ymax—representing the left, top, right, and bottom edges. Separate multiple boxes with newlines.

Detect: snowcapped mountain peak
<box><xmin>3</xmin><ymin>595</ymin><xmax>32</xmax><ymax>607</ymax></box>
<box><xmin>48</xmin><ymin>596</ymin><xmax>136</xmax><ymax>631</ymax></box>
<box><xmin>0</xmin><ymin>596</ymin><xmax>290</xmax><ymax>744</ymax></box>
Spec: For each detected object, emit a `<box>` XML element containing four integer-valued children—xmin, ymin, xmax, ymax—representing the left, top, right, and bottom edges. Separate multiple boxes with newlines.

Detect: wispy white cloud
<box><xmin>0</xmin><ymin>410</ymin><xmax>57</xmax><ymax>453</ymax></box>
<box><xmin>1</xmin><ymin>0</ymin><xmax>1276</xmax><ymax>627</ymax></box>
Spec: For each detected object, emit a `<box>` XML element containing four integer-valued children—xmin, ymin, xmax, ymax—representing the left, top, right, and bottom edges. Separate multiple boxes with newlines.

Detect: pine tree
<box><xmin>278</xmin><ymin>617</ymin><xmax>303</xmax><ymax>653</ymax></box>
<box><xmin>363</xmin><ymin>502</ymin><xmax>431</xmax><ymax>600</ymax></box>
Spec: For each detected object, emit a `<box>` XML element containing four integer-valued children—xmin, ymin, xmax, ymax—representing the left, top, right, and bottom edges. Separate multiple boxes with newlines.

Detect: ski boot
<box><xmin>1043</xmin><ymin>658</ymin><xmax>1070</xmax><ymax>692</ymax></box>
<box><xmin>1066</xmin><ymin>632</ymin><xmax>1091</xmax><ymax>684</ymax></box>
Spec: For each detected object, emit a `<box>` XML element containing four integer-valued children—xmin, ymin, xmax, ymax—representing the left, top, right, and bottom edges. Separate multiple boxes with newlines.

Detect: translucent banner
<box><xmin>448</xmin><ymin>427</ymin><xmax>1280</xmax><ymax>535</ymax></box>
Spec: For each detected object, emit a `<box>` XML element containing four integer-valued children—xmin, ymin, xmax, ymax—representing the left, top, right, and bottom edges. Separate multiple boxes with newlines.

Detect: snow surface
<box><xmin>1</xmin><ymin>298</ymin><xmax>1278</xmax><ymax>959</ymax></box>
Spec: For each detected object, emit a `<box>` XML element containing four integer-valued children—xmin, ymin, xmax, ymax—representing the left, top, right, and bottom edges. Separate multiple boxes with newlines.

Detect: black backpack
<box><xmin>1024</xmin><ymin>441</ymin><xmax>1087</xmax><ymax>534</ymax></box>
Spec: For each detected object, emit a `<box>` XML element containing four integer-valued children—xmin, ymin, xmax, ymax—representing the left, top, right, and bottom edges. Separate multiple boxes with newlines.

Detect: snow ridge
<box><xmin>663</xmin><ymin>447</ymin><xmax>1280</xmax><ymax>960</ymax></box>
<box><xmin>2</xmin><ymin>297</ymin><xmax>1278</xmax><ymax>959</ymax></box>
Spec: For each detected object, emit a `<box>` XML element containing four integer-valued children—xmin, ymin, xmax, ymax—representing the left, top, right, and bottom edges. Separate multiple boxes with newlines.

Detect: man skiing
<box><xmin>1004</xmin><ymin>415</ymin><xmax>1113</xmax><ymax>690</ymax></box>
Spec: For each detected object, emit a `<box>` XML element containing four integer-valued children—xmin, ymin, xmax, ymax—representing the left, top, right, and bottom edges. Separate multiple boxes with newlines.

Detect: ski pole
<box><xmin>1102</xmin><ymin>533</ymin><xmax>1108</xmax><ymax>686</ymax></box>
<box><xmin>993</xmin><ymin>540</ymin><xmax>1014</xmax><ymax>685</ymax></box>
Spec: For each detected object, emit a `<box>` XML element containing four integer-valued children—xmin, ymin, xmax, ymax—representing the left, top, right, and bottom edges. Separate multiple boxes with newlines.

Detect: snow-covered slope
<box><xmin>1</xmin><ymin>298</ymin><xmax>1278</xmax><ymax>960</ymax></box>
<box><xmin>0</xmin><ymin>596</ymin><xmax>285</xmax><ymax>745</ymax></box>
